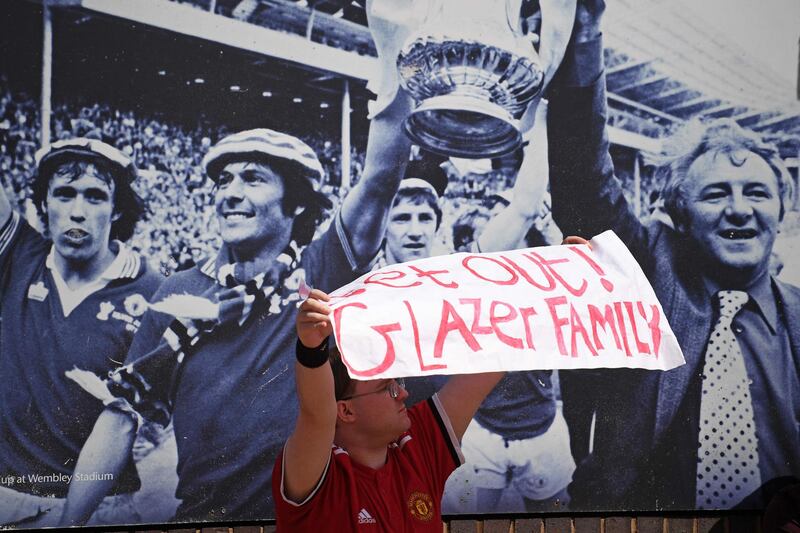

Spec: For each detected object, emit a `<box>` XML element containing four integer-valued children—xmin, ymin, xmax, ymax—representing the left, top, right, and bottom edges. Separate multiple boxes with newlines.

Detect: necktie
<box><xmin>696</xmin><ymin>290</ymin><xmax>761</xmax><ymax>509</ymax></box>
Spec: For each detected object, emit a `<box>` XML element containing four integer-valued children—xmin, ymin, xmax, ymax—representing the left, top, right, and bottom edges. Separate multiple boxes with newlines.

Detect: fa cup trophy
<box><xmin>368</xmin><ymin>0</ymin><xmax>576</xmax><ymax>159</ymax></box>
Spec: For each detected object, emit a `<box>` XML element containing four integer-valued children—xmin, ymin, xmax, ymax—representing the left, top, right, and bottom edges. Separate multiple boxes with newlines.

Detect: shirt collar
<box><xmin>46</xmin><ymin>240</ymin><xmax>141</xmax><ymax>281</ymax></box>
<box><xmin>200</xmin><ymin>245</ymin><xmax>233</xmax><ymax>281</ymax></box>
<box><xmin>749</xmin><ymin>277</ymin><xmax>780</xmax><ymax>334</ymax></box>
<box><xmin>703</xmin><ymin>273</ymin><xmax>779</xmax><ymax>334</ymax></box>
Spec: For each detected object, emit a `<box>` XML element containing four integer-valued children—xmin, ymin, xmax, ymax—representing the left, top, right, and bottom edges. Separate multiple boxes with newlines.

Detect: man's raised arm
<box><xmin>339</xmin><ymin>0</ymin><xmax>416</xmax><ymax>263</ymax></box>
<box><xmin>477</xmin><ymin>100</ymin><xmax>550</xmax><ymax>253</ymax></box>
<box><xmin>281</xmin><ymin>289</ymin><xmax>338</xmax><ymax>503</ymax></box>
<box><xmin>546</xmin><ymin>0</ymin><xmax>650</xmax><ymax>251</ymax></box>
<box><xmin>339</xmin><ymin>90</ymin><xmax>413</xmax><ymax>262</ymax></box>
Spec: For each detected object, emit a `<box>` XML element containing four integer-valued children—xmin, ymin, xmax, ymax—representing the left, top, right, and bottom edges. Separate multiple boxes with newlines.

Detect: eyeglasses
<box><xmin>340</xmin><ymin>379</ymin><xmax>406</xmax><ymax>401</ymax></box>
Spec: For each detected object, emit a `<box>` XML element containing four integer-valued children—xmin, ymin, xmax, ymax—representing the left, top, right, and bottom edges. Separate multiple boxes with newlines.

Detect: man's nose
<box><xmin>725</xmin><ymin>191</ymin><xmax>753</xmax><ymax>220</ymax></box>
<box><xmin>407</xmin><ymin>218</ymin><xmax>424</xmax><ymax>237</ymax></box>
<box><xmin>396</xmin><ymin>381</ymin><xmax>409</xmax><ymax>402</ymax></box>
<box><xmin>69</xmin><ymin>196</ymin><xmax>87</xmax><ymax>220</ymax></box>
<box><xmin>221</xmin><ymin>176</ymin><xmax>245</xmax><ymax>202</ymax></box>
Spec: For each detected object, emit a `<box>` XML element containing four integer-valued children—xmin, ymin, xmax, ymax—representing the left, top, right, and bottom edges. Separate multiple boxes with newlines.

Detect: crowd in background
<box><xmin>0</xmin><ymin>78</ymin><xmax>372</xmax><ymax>275</ymax></box>
<box><xmin>0</xmin><ymin>77</ymin><xmax>540</xmax><ymax>276</ymax></box>
<box><xmin>2</xmin><ymin>75</ymin><xmax>796</xmax><ymax>281</ymax></box>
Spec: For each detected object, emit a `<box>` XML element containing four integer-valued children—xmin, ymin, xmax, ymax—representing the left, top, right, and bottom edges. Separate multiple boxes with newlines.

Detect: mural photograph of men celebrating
<box><xmin>0</xmin><ymin>0</ymin><xmax>798</xmax><ymax>527</ymax></box>
<box><xmin>548</xmin><ymin>0</ymin><xmax>800</xmax><ymax>511</ymax></box>
<box><xmin>58</xmin><ymin>78</ymin><xmax>414</xmax><ymax>523</ymax></box>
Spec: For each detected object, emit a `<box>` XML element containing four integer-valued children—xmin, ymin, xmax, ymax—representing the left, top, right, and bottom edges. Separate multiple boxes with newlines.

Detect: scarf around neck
<box><xmin>67</xmin><ymin>240</ymin><xmax>306</xmax><ymax>426</ymax></box>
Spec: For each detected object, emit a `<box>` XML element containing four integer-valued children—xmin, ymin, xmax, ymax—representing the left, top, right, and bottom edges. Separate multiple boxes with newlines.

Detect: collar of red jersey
<box><xmin>45</xmin><ymin>241</ymin><xmax>142</xmax><ymax>281</ymax></box>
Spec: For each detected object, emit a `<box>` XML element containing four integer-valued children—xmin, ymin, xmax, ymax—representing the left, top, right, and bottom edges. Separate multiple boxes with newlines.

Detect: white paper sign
<box><xmin>329</xmin><ymin>230</ymin><xmax>685</xmax><ymax>379</ymax></box>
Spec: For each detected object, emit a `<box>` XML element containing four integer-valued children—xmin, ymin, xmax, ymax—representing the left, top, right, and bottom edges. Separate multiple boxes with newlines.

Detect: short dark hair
<box><xmin>211</xmin><ymin>154</ymin><xmax>333</xmax><ymax>246</ymax></box>
<box><xmin>31</xmin><ymin>156</ymin><xmax>144</xmax><ymax>242</ymax></box>
<box><xmin>657</xmin><ymin>119</ymin><xmax>794</xmax><ymax>224</ymax></box>
<box><xmin>392</xmin><ymin>186</ymin><xmax>443</xmax><ymax>230</ymax></box>
<box><xmin>329</xmin><ymin>345</ymin><xmax>355</xmax><ymax>401</ymax></box>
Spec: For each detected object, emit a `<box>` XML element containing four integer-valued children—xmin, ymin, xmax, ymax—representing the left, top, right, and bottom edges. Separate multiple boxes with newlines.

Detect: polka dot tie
<box><xmin>695</xmin><ymin>290</ymin><xmax>761</xmax><ymax>509</ymax></box>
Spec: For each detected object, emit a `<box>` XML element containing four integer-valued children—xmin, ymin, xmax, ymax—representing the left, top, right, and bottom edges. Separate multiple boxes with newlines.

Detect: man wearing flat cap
<box><xmin>0</xmin><ymin>138</ymin><xmax>163</xmax><ymax>526</ymax></box>
<box><xmin>62</xmin><ymin>91</ymin><xmax>414</xmax><ymax>523</ymax></box>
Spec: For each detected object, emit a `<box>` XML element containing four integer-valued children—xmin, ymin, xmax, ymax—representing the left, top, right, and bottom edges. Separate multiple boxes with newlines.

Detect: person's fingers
<box><xmin>308</xmin><ymin>288</ymin><xmax>330</xmax><ymax>301</ymax></box>
<box><xmin>299</xmin><ymin>311</ymin><xmax>331</xmax><ymax>324</ymax></box>
<box><xmin>562</xmin><ymin>235</ymin><xmax>592</xmax><ymax>248</ymax></box>
<box><xmin>299</xmin><ymin>297</ymin><xmax>331</xmax><ymax>315</ymax></box>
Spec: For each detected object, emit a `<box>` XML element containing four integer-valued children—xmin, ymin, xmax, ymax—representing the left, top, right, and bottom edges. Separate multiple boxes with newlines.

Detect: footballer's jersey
<box><xmin>473</xmin><ymin>371</ymin><xmax>556</xmax><ymax>441</ymax></box>
<box><xmin>274</xmin><ymin>396</ymin><xmax>464</xmax><ymax>532</ymax></box>
<box><xmin>124</xmin><ymin>213</ymin><xmax>370</xmax><ymax>522</ymax></box>
<box><xmin>0</xmin><ymin>212</ymin><xmax>163</xmax><ymax>497</ymax></box>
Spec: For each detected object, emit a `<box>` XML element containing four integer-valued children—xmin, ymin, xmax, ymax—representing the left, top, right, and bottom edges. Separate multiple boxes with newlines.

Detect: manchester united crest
<box><xmin>407</xmin><ymin>491</ymin><xmax>434</xmax><ymax>522</ymax></box>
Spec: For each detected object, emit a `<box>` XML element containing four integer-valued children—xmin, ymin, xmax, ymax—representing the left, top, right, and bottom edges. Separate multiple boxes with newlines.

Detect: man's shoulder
<box><xmin>156</xmin><ymin>263</ymin><xmax>214</xmax><ymax>296</ymax></box>
<box><xmin>122</xmin><ymin>252</ymin><xmax>165</xmax><ymax>291</ymax></box>
<box><xmin>2</xmin><ymin>213</ymin><xmax>49</xmax><ymax>264</ymax></box>
<box><xmin>303</xmin><ymin>217</ymin><xmax>340</xmax><ymax>257</ymax></box>
<box><xmin>774</xmin><ymin>277</ymin><xmax>800</xmax><ymax>311</ymax></box>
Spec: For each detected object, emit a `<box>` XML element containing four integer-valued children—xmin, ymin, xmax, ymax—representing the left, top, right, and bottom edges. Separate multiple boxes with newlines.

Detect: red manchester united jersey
<box><xmin>274</xmin><ymin>394</ymin><xmax>463</xmax><ymax>532</ymax></box>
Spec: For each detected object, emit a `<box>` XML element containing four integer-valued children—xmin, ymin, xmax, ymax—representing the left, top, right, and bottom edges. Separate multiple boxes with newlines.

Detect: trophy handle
<box><xmin>538</xmin><ymin>0</ymin><xmax>578</xmax><ymax>87</ymax></box>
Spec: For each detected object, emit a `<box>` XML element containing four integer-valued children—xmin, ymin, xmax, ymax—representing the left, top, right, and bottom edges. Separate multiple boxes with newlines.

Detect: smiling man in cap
<box><xmin>0</xmin><ymin>137</ymin><xmax>163</xmax><ymax>526</ymax></box>
<box><xmin>61</xmin><ymin>89</ymin><xmax>414</xmax><ymax>523</ymax></box>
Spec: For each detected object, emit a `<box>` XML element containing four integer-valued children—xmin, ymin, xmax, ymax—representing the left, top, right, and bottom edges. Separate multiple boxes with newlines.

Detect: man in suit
<box><xmin>548</xmin><ymin>0</ymin><xmax>800</xmax><ymax>510</ymax></box>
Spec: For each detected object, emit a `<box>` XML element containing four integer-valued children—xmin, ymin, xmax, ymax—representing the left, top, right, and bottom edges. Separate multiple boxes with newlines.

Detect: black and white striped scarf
<box><xmin>67</xmin><ymin>241</ymin><xmax>305</xmax><ymax>426</ymax></box>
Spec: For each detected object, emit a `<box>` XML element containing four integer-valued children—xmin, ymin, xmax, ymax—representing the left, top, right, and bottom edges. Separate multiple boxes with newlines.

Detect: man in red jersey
<box><xmin>272</xmin><ymin>288</ymin><xmax>504</xmax><ymax>532</ymax></box>
<box><xmin>274</xmin><ymin>234</ymin><xmax>588</xmax><ymax>531</ymax></box>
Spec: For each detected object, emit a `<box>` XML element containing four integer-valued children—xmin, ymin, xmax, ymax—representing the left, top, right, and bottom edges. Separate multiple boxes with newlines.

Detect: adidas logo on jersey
<box><xmin>357</xmin><ymin>508</ymin><xmax>376</xmax><ymax>524</ymax></box>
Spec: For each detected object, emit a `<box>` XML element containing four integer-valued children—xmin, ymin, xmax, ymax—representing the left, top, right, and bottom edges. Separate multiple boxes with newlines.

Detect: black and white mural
<box><xmin>0</xmin><ymin>0</ymin><xmax>798</xmax><ymax>527</ymax></box>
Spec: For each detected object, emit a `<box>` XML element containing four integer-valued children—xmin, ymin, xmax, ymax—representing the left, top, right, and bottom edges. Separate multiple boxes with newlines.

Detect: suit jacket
<box><xmin>547</xmin><ymin>71</ymin><xmax>800</xmax><ymax>510</ymax></box>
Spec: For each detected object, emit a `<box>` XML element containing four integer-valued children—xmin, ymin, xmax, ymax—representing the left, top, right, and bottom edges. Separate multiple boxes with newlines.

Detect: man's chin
<box><xmin>400</xmin><ymin>249</ymin><xmax>428</xmax><ymax>262</ymax></box>
<box><xmin>706</xmin><ymin>253</ymin><xmax>770</xmax><ymax>284</ymax></box>
<box><xmin>54</xmin><ymin>246</ymin><xmax>96</xmax><ymax>265</ymax></box>
<box><xmin>220</xmin><ymin>229</ymin><xmax>253</xmax><ymax>247</ymax></box>
<box><xmin>55</xmin><ymin>238</ymin><xmax>91</xmax><ymax>254</ymax></box>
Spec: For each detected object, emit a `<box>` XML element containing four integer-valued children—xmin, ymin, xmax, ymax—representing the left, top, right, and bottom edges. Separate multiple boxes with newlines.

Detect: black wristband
<box><xmin>296</xmin><ymin>337</ymin><xmax>330</xmax><ymax>368</ymax></box>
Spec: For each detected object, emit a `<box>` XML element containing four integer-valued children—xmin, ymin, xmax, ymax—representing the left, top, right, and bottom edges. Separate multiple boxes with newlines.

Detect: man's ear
<box><xmin>112</xmin><ymin>210</ymin><xmax>122</xmax><ymax>222</ymax></box>
<box><xmin>336</xmin><ymin>400</ymin><xmax>356</xmax><ymax>423</ymax></box>
<box><xmin>294</xmin><ymin>205</ymin><xmax>306</xmax><ymax>217</ymax></box>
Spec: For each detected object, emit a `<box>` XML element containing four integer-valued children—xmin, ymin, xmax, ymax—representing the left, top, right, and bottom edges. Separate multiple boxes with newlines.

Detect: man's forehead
<box><xmin>391</xmin><ymin>198</ymin><xmax>436</xmax><ymax>213</ymax></box>
<box><xmin>49</xmin><ymin>167</ymin><xmax>115</xmax><ymax>191</ymax></box>
<box><xmin>221</xmin><ymin>159</ymin><xmax>276</xmax><ymax>174</ymax></box>
<box><xmin>688</xmin><ymin>149</ymin><xmax>776</xmax><ymax>183</ymax></box>
<box><xmin>352</xmin><ymin>377</ymin><xmax>390</xmax><ymax>389</ymax></box>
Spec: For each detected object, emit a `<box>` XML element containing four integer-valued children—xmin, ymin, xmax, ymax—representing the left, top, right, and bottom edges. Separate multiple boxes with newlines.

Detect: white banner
<box><xmin>329</xmin><ymin>230</ymin><xmax>685</xmax><ymax>378</ymax></box>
